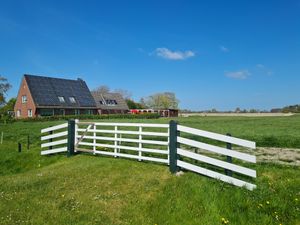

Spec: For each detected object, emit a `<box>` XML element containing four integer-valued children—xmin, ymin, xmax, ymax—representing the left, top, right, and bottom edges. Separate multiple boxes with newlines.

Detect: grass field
<box><xmin>0</xmin><ymin>115</ymin><xmax>299</xmax><ymax>224</ymax></box>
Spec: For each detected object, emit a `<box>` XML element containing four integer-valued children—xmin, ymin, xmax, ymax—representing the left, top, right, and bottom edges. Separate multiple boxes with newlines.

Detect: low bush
<box><xmin>5</xmin><ymin>113</ymin><xmax>160</xmax><ymax>123</ymax></box>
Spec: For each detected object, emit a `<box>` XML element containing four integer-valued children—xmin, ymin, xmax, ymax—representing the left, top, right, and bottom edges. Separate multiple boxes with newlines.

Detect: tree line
<box><xmin>93</xmin><ymin>85</ymin><xmax>179</xmax><ymax>110</ymax></box>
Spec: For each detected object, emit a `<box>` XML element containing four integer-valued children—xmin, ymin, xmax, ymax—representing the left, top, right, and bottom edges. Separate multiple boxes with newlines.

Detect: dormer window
<box><xmin>69</xmin><ymin>97</ymin><xmax>76</xmax><ymax>103</ymax></box>
<box><xmin>22</xmin><ymin>95</ymin><xmax>27</xmax><ymax>103</ymax></box>
<box><xmin>106</xmin><ymin>99</ymin><xmax>117</xmax><ymax>105</ymax></box>
<box><xmin>58</xmin><ymin>96</ymin><xmax>65</xmax><ymax>103</ymax></box>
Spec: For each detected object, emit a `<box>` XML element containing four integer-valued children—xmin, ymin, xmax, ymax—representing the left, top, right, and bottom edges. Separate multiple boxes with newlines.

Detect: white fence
<box><xmin>75</xmin><ymin>121</ymin><xmax>169</xmax><ymax>164</ymax></box>
<box><xmin>40</xmin><ymin>120</ymin><xmax>257</xmax><ymax>190</ymax></box>
<box><xmin>41</xmin><ymin>123</ymin><xmax>68</xmax><ymax>155</ymax></box>
<box><xmin>176</xmin><ymin>125</ymin><xmax>256</xmax><ymax>190</ymax></box>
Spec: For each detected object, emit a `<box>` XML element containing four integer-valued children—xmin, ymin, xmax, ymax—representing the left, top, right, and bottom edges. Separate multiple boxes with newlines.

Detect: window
<box><xmin>40</xmin><ymin>109</ymin><xmax>54</xmax><ymax>116</ymax></box>
<box><xmin>28</xmin><ymin>109</ymin><xmax>32</xmax><ymax>117</ymax></box>
<box><xmin>69</xmin><ymin>97</ymin><xmax>76</xmax><ymax>103</ymax></box>
<box><xmin>58</xmin><ymin>96</ymin><xmax>65</xmax><ymax>103</ymax></box>
<box><xmin>17</xmin><ymin>110</ymin><xmax>21</xmax><ymax>117</ymax></box>
<box><xmin>106</xmin><ymin>99</ymin><xmax>117</xmax><ymax>106</ymax></box>
<box><xmin>22</xmin><ymin>95</ymin><xmax>27</xmax><ymax>103</ymax></box>
<box><xmin>75</xmin><ymin>109</ymin><xmax>80</xmax><ymax>115</ymax></box>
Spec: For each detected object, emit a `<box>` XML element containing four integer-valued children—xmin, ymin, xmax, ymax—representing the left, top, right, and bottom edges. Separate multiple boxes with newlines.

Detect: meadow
<box><xmin>0</xmin><ymin>115</ymin><xmax>299</xmax><ymax>224</ymax></box>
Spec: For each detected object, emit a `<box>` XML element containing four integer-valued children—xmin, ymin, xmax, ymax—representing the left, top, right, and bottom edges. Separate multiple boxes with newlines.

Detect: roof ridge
<box><xmin>24</xmin><ymin>74</ymin><xmax>83</xmax><ymax>82</ymax></box>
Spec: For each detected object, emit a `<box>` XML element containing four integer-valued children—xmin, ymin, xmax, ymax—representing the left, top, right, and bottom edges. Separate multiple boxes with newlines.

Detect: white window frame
<box><xmin>69</xmin><ymin>97</ymin><xmax>76</xmax><ymax>103</ymax></box>
<box><xmin>28</xmin><ymin>109</ymin><xmax>32</xmax><ymax>117</ymax></box>
<box><xmin>22</xmin><ymin>95</ymin><xmax>27</xmax><ymax>103</ymax></box>
<box><xmin>58</xmin><ymin>96</ymin><xmax>65</xmax><ymax>103</ymax></box>
<box><xmin>17</xmin><ymin>110</ymin><xmax>21</xmax><ymax>117</ymax></box>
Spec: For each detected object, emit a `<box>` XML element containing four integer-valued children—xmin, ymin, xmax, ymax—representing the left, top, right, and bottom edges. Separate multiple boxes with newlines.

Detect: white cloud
<box><xmin>256</xmin><ymin>64</ymin><xmax>265</xmax><ymax>69</ymax></box>
<box><xmin>154</xmin><ymin>48</ymin><xmax>195</xmax><ymax>60</ymax></box>
<box><xmin>256</xmin><ymin>64</ymin><xmax>273</xmax><ymax>76</ymax></box>
<box><xmin>225</xmin><ymin>70</ymin><xmax>251</xmax><ymax>79</ymax></box>
<box><xmin>220</xmin><ymin>46</ymin><xmax>229</xmax><ymax>52</ymax></box>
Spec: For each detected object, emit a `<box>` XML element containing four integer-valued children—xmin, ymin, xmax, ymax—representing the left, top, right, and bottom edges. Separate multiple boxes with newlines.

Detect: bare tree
<box><xmin>0</xmin><ymin>76</ymin><xmax>12</xmax><ymax>105</ymax></box>
<box><xmin>93</xmin><ymin>85</ymin><xmax>110</xmax><ymax>93</ymax></box>
<box><xmin>114</xmin><ymin>88</ymin><xmax>132</xmax><ymax>100</ymax></box>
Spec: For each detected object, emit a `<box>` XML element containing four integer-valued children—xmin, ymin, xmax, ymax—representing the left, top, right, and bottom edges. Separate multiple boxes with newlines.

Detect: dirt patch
<box><xmin>251</xmin><ymin>147</ymin><xmax>300</xmax><ymax>166</ymax></box>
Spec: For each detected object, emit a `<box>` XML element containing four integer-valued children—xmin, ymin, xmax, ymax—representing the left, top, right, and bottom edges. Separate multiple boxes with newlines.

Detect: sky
<box><xmin>0</xmin><ymin>0</ymin><xmax>299</xmax><ymax>111</ymax></box>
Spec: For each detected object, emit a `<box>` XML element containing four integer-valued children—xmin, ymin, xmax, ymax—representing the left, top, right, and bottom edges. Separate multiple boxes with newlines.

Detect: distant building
<box><xmin>91</xmin><ymin>91</ymin><xmax>129</xmax><ymax>114</ymax></box>
<box><xmin>130</xmin><ymin>109</ymin><xmax>178</xmax><ymax>117</ymax></box>
<box><xmin>14</xmin><ymin>74</ymin><xmax>129</xmax><ymax>118</ymax></box>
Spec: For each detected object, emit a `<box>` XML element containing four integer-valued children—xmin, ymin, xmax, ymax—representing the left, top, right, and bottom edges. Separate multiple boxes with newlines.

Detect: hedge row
<box><xmin>1</xmin><ymin>113</ymin><xmax>160</xmax><ymax>123</ymax></box>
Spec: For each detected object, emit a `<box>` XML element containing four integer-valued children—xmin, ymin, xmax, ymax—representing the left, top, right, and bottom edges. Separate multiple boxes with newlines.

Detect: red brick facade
<box><xmin>14</xmin><ymin>77</ymin><xmax>36</xmax><ymax>118</ymax></box>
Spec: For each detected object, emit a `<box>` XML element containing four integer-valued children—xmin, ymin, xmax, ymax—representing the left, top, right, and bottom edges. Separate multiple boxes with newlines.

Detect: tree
<box><xmin>126</xmin><ymin>99</ymin><xmax>144</xmax><ymax>109</ymax></box>
<box><xmin>139</xmin><ymin>98</ymin><xmax>146</xmax><ymax>108</ymax></box>
<box><xmin>0</xmin><ymin>97</ymin><xmax>16</xmax><ymax>120</ymax></box>
<box><xmin>93</xmin><ymin>85</ymin><xmax>110</xmax><ymax>93</ymax></box>
<box><xmin>0</xmin><ymin>76</ymin><xmax>12</xmax><ymax>106</ymax></box>
<box><xmin>211</xmin><ymin>108</ymin><xmax>218</xmax><ymax>113</ymax></box>
<box><xmin>235</xmin><ymin>107</ymin><xmax>241</xmax><ymax>113</ymax></box>
<box><xmin>145</xmin><ymin>92</ymin><xmax>179</xmax><ymax>109</ymax></box>
<box><xmin>114</xmin><ymin>88</ymin><xmax>132</xmax><ymax>100</ymax></box>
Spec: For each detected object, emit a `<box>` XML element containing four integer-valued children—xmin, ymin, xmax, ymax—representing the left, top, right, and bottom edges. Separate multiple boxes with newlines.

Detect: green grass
<box><xmin>0</xmin><ymin>115</ymin><xmax>299</xmax><ymax>224</ymax></box>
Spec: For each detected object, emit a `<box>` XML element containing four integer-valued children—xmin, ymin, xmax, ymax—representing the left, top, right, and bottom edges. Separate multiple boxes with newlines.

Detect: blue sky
<box><xmin>1</xmin><ymin>0</ymin><xmax>299</xmax><ymax>110</ymax></box>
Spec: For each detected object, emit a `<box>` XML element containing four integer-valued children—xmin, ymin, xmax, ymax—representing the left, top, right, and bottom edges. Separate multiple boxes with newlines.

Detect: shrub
<box><xmin>7</xmin><ymin>113</ymin><xmax>160</xmax><ymax>123</ymax></box>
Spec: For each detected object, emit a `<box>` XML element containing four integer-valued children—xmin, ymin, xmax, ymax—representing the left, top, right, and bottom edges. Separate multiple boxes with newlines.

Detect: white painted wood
<box><xmin>77</xmin><ymin>142</ymin><xmax>168</xmax><ymax>155</ymax></box>
<box><xmin>77</xmin><ymin>129</ymin><xmax>168</xmax><ymax>137</ymax></box>
<box><xmin>93</xmin><ymin>124</ymin><xmax>96</xmax><ymax>154</ymax></box>
<box><xmin>114</xmin><ymin>126</ymin><xmax>118</xmax><ymax>157</ymax></box>
<box><xmin>41</xmin><ymin>123</ymin><xmax>68</xmax><ymax>133</ymax></box>
<box><xmin>139</xmin><ymin>126</ymin><xmax>142</xmax><ymax>161</ymax></box>
<box><xmin>41</xmin><ymin>131</ymin><xmax>68</xmax><ymax>141</ymax></box>
<box><xmin>177</xmin><ymin>148</ymin><xmax>256</xmax><ymax>177</ymax></box>
<box><xmin>177</xmin><ymin>160</ymin><xmax>256</xmax><ymax>190</ymax></box>
<box><xmin>75</xmin><ymin>119</ymin><xmax>79</xmax><ymax>153</ymax></box>
<box><xmin>41</xmin><ymin>147</ymin><xmax>67</xmax><ymax>155</ymax></box>
<box><xmin>79</xmin><ymin>122</ymin><xmax>169</xmax><ymax>128</ymax></box>
<box><xmin>93</xmin><ymin>150</ymin><xmax>168</xmax><ymax>164</ymax></box>
<box><xmin>75</xmin><ymin>124</ymin><xmax>93</xmax><ymax>146</ymax></box>
<box><xmin>81</xmin><ymin>135</ymin><xmax>169</xmax><ymax>146</ymax></box>
<box><xmin>41</xmin><ymin>139</ymin><xmax>68</xmax><ymax>148</ymax></box>
<box><xmin>178</xmin><ymin>125</ymin><xmax>255</xmax><ymax>149</ymax></box>
<box><xmin>178</xmin><ymin>137</ymin><xmax>256</xmax><ymax>163</ymax></box>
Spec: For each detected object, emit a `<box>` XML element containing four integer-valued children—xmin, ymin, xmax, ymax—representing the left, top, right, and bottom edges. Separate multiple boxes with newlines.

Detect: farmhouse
<box><xmin>14</xmin><ymin>74</ymin><xmax>129</xmax><ymax>118</ymax></box>
<box><xmin>14</xmin><ymin>74</ymin><xmax>97</xmax><ymax>118</ymax></box>
<box><xmin>91</xmin><ymin>91</ymin><xmax>129</xmax><ymax>114</ymax></box>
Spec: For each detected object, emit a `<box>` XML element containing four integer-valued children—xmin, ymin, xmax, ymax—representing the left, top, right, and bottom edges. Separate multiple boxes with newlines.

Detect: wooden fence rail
<box><xmin>40</xmin><ymin>120</ymin><xmax>257</xmax><ymax>190</ymax></box>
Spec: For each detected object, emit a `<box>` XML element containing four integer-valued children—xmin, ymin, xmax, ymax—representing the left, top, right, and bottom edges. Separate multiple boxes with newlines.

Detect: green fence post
<box><xmin>225</xmin><ymin>133</ymin><xmax>233</xmax><ymax>176</ymax></box>
<box><xmin>67</xmin><ymin>119</ymin><xmax>75</xmax><ymax>157</ymax></box>
<box><xmin>169</xmin><ymin>120</ymin><xmax>178</xmax><ymax>174</ymax></box>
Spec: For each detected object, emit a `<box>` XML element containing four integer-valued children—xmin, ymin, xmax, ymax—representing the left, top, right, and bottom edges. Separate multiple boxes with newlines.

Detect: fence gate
<box><xmin>41</xmin><ymin>120</ymin><xmax>257</xmax><ymax>190</ymax></box>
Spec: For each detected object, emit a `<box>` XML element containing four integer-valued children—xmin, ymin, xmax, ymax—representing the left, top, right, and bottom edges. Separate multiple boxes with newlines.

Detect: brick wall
<box><xmin>14</xmin><ymin>77</ymin><xmax>36</xmax><ymax>118</ymax></box>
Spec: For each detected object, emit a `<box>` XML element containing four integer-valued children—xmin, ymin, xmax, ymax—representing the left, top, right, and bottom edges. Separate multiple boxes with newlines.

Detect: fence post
<box><xmin>169</xmin><ymin>120</ymin><xmax>178</xmax><ymax>174</ymax></box>
<box><xmin>27</xmin><ymin>135</ymin><xmax>30</xmax><ymax>150</ymax></box>
<box><xmin>67</xmin><ymin>119</ymin><xmax>75</xmax><ymax>157</ymax></box>
<box><xmin>225</xmin><ymin>133</ymin><xmax>233</xmax><ymax>176</ymax></box>
<box><xmin>18</xmin><ymin>142</ymin><xmax>22</xmax><ymax>152</ymax></box>
<box><xmin>48</xmin><ymin>126</ymin><xmax>53</xmax><ymax>150</ymax></box>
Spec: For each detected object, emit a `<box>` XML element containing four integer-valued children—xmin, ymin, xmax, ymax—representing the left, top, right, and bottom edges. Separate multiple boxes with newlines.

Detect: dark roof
<box><xmin>91</xmin><ymin>91</ymin><xmax>129</xmax><ymax>110</ymax></box>
<box><xmin>24</xmin><ymin>74</ymin><xmax>96</xmax><ymax>108</ymax></box>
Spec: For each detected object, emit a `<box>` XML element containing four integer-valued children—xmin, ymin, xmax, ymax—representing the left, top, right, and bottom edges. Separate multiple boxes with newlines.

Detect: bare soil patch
<box><xmin>252</xmin><ymin>147</ymin><xmax>300</xmax><ymax>166</ymax></box>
